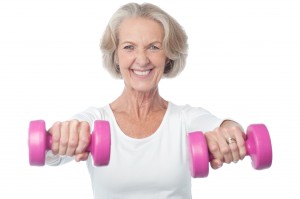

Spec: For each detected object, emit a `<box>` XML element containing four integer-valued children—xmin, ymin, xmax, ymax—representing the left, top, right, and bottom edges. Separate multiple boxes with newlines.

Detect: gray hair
<box><xmin>100</xmin><ymin>3</ymin><xmax>188</xmax><ymax>78</ymax></box>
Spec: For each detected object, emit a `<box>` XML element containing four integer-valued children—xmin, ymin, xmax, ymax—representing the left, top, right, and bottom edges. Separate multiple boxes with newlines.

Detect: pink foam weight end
<box><xmin>91</xmin><ymin>120</ymin><xmax>111</xmax><ymax>166</ymax></box>
<box><xmin>246</xmin><ymin>124</ymin><xmax>272</xmax><ymax>170</ymax></box>
<box><xmin>28</xmin><ymin>120</ymin><xmax>46</xmax><ymax>166</ymax></box>
<box><xmin>187</xmin><ymin>132</ymin><xmax>209</xmax><ymax>178</ymax></box>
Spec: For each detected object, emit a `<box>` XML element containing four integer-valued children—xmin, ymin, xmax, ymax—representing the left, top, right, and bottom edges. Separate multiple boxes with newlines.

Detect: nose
<box><xmin>135</xmin><ymin>49</ymin><xmax>149</xmax><ymax>67</ymax></box>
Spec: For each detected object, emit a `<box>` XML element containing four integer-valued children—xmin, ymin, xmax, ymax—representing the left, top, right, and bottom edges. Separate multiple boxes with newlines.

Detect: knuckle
<box><xmin>204</xmin><ymin>131</ymin><xmax>213</xmax><ymax>137</ymax></box>
<box><xmin>208</xmin><ymin>143</ymin><xmax>219</xmax><ymax>154</ymax></box>
<box><xmin>51</xmin><ymin>122</ymin><xmax>61</xmax><ymax>141</ymax></box>
<box><xmin>220</xmin><ymin>146</ymin><xmax>230</xmax><ymax>155</ymax></box>
<box><xmin>53</xmin><ymin>121</ymin><xmax>61</xmax><ymax>129</ymax></box>
<box><xmin>214</xmin><ymin>128</ymin><xmax>222</xmax><ymax>135</ymax></box>
<box><xmin>68</xmin><ymin>138</ymin><xmax>78</xmax><ymax>148</ymax></box>
<box><xmin>70</xmin><ymin>119</ymin><xmax>80</xmax><ymax>128</ymax></box>
<box><xmin>230</xmin><ymin>144</ymin><xmax>239</xmax><ymax>153</ymax></box>
<box><xmin>80</xmin><ymin>136</ymin><xmax>90</xmax><ymax>146</ymax></box>
<box><xmin>237</xmin><ymin>141</ymin><xmax>245</xmax><ymax>149</ymax></box>
<box><xmin>62</xmin><ymin>121</ymin><xmax>70</xmax><ymax>128</ymax></box>
<box><xmin>60</xmin><ymin>138</ymin><xmax>68</xmax><ymax>147</ymax></box>
<box><xmin>52</xmin><ymin>133</ymin><xmax>60</xmax><ymax>142</ymax></box>
<box><xmin>72</xmin><ymin>119</ymin><xmax>79</xmax><ymax>124</ymax></box>
<box><xmin>230</xmin><ymin>125</ymin><xmax>240</xmax><ymax>132</ymax></box>
<box><xmin>80</xmin><ymin>121</ymin><xmax>90</xmax><ymax>132</ymax></box>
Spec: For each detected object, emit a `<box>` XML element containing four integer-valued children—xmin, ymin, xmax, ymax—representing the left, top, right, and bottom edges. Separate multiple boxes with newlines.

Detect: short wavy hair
<box><xmin>100</xmin><ymin>3</ymin><xmax>188</xmax><ymax>78</ymax></box>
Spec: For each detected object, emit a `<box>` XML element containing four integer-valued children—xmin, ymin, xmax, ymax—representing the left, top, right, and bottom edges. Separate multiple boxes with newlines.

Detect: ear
<box><xmin>165</xmin><ymin>58</ymin><xmax>170</xmax><ymax>64</ymax></box>
<box><xmin>164</xmin><ymin>59</ymin><xmax>174</xmax><ymax>74</ymax></box>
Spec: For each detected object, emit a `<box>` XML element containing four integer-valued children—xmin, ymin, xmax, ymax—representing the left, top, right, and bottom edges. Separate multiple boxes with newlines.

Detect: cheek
<box><xmin>153</xmin><ymin>57</ymin><xmax>167</xmax><ymax>71</ymax></box>
<box><xmin>117</xmin><ymin>53</ymin><xmax>134</xmax><ymax>68</ymax></box>
<box><xmin>148</xmin><ymin>52</ymin><xmax>167</xmax><ymax>64</ymax></box>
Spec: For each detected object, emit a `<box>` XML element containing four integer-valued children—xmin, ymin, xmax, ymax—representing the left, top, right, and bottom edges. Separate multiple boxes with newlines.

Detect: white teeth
<box><xmin>133</xmin><ymin>70</ymin><xmax>150</xmax><ymax>76</ymax></box>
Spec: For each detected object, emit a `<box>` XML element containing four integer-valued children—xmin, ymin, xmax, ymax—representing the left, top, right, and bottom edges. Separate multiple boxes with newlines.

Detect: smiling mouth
<box><xmin>132</xmin><ymin>69</ymin><xmax>151</xmax><ymax>76</ymax></box>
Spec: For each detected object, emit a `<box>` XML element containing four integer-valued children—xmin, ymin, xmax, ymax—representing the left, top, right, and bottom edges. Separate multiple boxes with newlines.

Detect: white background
<box><xmin>0</xmin><ymin>0</ymin><xmax>299</xmax><ymax>198</ymax></box>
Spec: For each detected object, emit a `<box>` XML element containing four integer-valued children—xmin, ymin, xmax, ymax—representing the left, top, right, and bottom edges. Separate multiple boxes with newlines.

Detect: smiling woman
<box><xmin>45</xmin><ymin>2</ymin><xmax>247</xmax><ymax>199</ymax></box>
<box><xmin>100</xmin><ymin>3</ymin><xmax>188</xmax><ymax>79</ymax></box>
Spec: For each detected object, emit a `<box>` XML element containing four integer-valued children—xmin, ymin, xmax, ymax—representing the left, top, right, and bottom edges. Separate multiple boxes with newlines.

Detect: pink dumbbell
<box><xmin>187</xmin><ymin>124</ymin><xmax>272</xmax><ymax>178</ymax></box>
<box><xmin>28</xmin><ymin>120</ymin><xmax>111</xmax><ymax>166</ymax></box>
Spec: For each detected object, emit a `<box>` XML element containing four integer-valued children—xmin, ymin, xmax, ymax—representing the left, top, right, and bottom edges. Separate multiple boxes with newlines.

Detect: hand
<box><xmin>204</xmin><ymin>120</ymin><xmax>247</xmax><ymax>169</ymax></box>
<box><xmin>48</xmin><ymin>120</ymin><xmax>91</xmax><ymax>162</ymax></box>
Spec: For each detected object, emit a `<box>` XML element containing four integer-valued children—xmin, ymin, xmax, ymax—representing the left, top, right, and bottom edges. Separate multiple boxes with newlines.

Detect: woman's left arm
<box><xmin>205</xmin><ymin>120</ymin><xmax>247</xmax><ymax>169</ymax></box>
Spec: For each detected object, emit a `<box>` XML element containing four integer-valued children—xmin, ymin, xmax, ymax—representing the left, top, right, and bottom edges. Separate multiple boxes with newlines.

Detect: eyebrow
<box><xmin>119</xmin><ymin>41</ymin><xmax>162</xmax><ymax>46</ymax></box>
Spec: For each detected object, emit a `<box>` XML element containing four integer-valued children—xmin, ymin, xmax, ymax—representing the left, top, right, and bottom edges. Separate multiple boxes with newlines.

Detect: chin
<box><xmin>130</xmin><ymin>84</ymin><xmax>158</xmax><ymax>93</ymax></box>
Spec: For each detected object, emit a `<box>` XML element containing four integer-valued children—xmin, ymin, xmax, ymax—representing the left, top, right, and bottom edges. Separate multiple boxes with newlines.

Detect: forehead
<box><xmin>118</xmin><ymin>17</ymin><xmax>164</xmax><ymax>42</ymax></box>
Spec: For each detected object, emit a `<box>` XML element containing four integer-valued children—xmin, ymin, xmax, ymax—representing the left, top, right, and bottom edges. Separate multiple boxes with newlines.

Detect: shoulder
<box><xmin>71</xmin><ymin>105</ymin><xmax>111</xmax><ymax>124</ymax></box>
<box><xmin>169</xmin><ymin>102</ymin><xmax>223</xmax><ymax>132</ymax></box>
<box><xmin>169</xmin><ymin>102</ymin><xmax>211</xmax><ymax>117</ymax></box>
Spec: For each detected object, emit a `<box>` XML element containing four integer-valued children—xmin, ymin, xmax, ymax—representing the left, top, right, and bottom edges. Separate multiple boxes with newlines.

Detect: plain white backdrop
<box><xmin>0</xmin><ymin>0</ymin><xmax>299</xmax><ymax>198</ymax></box>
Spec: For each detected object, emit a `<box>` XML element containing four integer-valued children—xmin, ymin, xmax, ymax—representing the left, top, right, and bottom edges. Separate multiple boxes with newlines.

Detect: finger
<box><xmin>233</xmin><ymin>128</ymin><xmax>246</xmax><ymax>160</ymax></box>
<box><xmin>217</xmin><ymin>128</ymin><xmax>233</xmax><ymax>164</ymax></box>
<box><xmin>228</xmin><ymin>142</ymin><xmax>239</xmax><ymax>163</ymax></box>
<box><xmin>75</xmin><ymin>152</ymin><xmax>89</xmax><ymax>162</ymax></box>
<box><xmin>210</xmin><ymin>159</ymin><xmax>223</xmax><ymax>169</ymax></box>
<box><xmin>66</xmin><ymin>120</ymin><xmax>79</xmax><ymax>156</ymax></box>
<box><xmin>59</xmin><ymin>121</ymin><xmax>70</xmax><ymax>155</ymax></box>
<box><xmin>75</xmin><ymin>121</ymin><xmax>90</xmax><ymax>154</ymax></box>
<box><xmin>205</xmin><ymin>132</ymin><xmax>225</xmax><ymax>168</ymax></box>
<box><xmin>205</xmin><ymin>132</ymin><xmax>223</xmax><ymax>161</ymax></box>
<box><xmin>48</xmin><ymin>121</ymin><xmax>61</xmax><ymax>155</ymax></box>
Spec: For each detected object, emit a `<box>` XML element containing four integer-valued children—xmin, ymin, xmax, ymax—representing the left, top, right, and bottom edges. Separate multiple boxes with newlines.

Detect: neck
<box><xmin>110</xmin><ymin>87</ymin><xmax>167</xmax><ymax>118</ymax></box>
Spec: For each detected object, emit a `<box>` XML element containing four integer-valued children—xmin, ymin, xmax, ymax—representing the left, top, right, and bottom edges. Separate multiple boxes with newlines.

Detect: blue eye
<box><xmin>124</xmin><ymin>45</ymin><xmax>134</xmax><ymax>50</ymax></box>
<box><xmin>149</xmin><ymin>45</ymin><xmax>159</xmax><ymax>50</ymax></box>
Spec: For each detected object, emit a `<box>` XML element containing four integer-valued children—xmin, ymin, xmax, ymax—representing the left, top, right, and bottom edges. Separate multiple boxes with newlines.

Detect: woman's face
<box><xmin>116</xmin><ymin>17</ymin><xmax>167</xmax><ymax>93</ymax></box>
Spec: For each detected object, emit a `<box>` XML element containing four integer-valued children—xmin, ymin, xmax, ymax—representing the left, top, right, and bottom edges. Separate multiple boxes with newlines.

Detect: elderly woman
<box><xmin>46</xmin><ymin>2</ymin><xmax>246</xmax><ymax>198</ymax></box>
